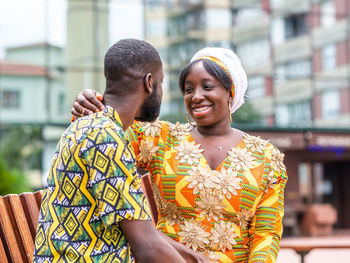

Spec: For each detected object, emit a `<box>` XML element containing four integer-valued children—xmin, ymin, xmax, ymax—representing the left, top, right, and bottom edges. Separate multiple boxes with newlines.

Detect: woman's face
<box><xmin>183</xmin><ymin>61</ymin><xmax>231</xmax><ymax>127</ymax></box>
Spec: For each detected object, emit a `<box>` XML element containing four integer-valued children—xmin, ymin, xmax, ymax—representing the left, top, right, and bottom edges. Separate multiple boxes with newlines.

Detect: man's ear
<box><xmin>143</xmin><ymin>73</ymin><xmax>153</xmax><ymax>95</ymax></box>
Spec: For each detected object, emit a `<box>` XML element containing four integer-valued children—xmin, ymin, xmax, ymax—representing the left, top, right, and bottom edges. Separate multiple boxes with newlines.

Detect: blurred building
<box><xmin>0</xmin><ymin>42</ymin><xmax>67</xmax><ymax>187</ymax></box>
<box><xmin>0</xmin><ymin>43</ymin><xmax>66</xmax><ymax>125</ymax></box>
<box><xmin>144</xmin><ymin>0</ymin><xmax>350</xmax><ymax>128</ymax></box>
<box><xmin>65</xmin><ymin>0</ymin><xmax>109</xmax><ymax>105</ymax></box>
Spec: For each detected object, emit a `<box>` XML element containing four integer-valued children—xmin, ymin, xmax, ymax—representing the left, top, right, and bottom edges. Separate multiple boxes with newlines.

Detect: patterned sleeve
<box><xmin>83</xmin><ymin>126</ymin><xmax>152</xmax><ymax>227</ymax></box>
<box><xmin>248</xmin><ymin>146</ymin><xmax>288</xmax><ymax>262</ymax></box>
<box><xmin>126</xmin><ymin>120</ymin><xmax>164</xmax><ymax>170</ymax></box>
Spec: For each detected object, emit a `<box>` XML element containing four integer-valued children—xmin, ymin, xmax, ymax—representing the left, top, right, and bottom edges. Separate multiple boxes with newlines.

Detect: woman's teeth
<box><xmin>193</xmin><ymin>106</ymin><xmax>210</xmax><ymax>112</ymax></box>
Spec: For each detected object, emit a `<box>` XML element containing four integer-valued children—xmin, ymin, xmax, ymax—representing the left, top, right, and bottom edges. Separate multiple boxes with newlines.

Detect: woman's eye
<box><xmin>184</xmin><ymin>87</ymin><xmax>193</xmax><ymax>93</ymax></box>
<box><xmin>203</xmin><ymin>84</ymin><xmax>213</xmax><ymax>90</ymax></box>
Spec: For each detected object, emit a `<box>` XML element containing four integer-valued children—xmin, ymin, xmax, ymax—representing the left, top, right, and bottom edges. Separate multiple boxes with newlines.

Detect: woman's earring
<box><xmin>186</xmin><ymin>112</ymin><xmax>192</xmax><ymax>126</ymax></box>
<box><xmin>228</xmin><ymin>99</ymin><xmax>233</xmax><ymax>123</ymax></box>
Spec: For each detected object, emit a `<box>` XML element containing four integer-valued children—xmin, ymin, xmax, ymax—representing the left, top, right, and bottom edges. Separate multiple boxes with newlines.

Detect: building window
<box><xmin>322</xmin><ymin>44</ymin><xmax>336</xmax><ymax>71</ymax></box>
<box><xmin>270</xmin><ymin>0</ymin><xmax>285</xmax><ymax>8</ymax></box>
<box><xmin>271</xmin><ymin>18</ymin><xmax>285</xmax><ymax>45</ymax></box>
<box><xmin>58</xmin><ymin>93</ymin><xmax>65</xmax><ymax>114</ymax></box>
<box><xmin>285</xmin><ymin>14</ymin><xmax>308</xmax><ymax>39</ymax></box>
<box><xmin>321</xmin><ymin>1</ymin><xmax>335</xmax><ymax>28</ymax></box>
<box><xmin>276</xmin><ymin>101</ymin><xmax>312</xmax><ymax>126</ymax></box>
<box><xmin>206</xmin><ymin>8</ymin><xmax>231</xmax><ymax>28</ymax></box>
<box><xmin>236</xmin><ymin>39</ymin><xmax>270</xmax><ymax>68</ymax></box>
<box><xmin>235</xmin><ymin>7</ymin><xmax>267</xmax><ymax>25</ymax></box>
<box><xmin>187</xmin><ymin>10</ymin><xmax>204</xmax><ymax>31</ymax></box>
<box><xmin>276</xmin><ymin>60</ymin><xmax>311</xmax><ymax>81</ymax></box>
<box><xmin>1</xmin><ymin>90</ymin><xmax>20</xmax><ymax>108</ymax></box>
<box><xmin>146</xmin><ymin>19</ymin><xmax>166</xmax><ymax>37</ymax></box>
<box><xmin>247</xmin><ymin>76</ymin><xmax>265</xmax><ymax>99</ymax></box>
<box><xmin>322</xmin><ymin>90</ymin><xmax>339</xmax><ymax>118</ymax></box>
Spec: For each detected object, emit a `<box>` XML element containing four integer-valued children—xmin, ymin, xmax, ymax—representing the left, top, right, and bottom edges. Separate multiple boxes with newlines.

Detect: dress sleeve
<box><xmin>248</xmin><ymin>147</ymin><xmax>288</xmax><ymax>263</ymax></box>
<box><xmin>126</xmin><ymin>120</ymin><xmax>163</xmax><ymax>170</ymax></box>
<box><xmin>83</xmin><ymin>126</ymin><xmax>152</xmax><ymax>227</ymax></box>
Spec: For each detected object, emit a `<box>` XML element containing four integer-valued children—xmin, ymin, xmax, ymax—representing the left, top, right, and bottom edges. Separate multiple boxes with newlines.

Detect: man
<box><xmin>33</xmin><ymin>39</ymin><xmax>185</xmax><ymax>262</ymax></box>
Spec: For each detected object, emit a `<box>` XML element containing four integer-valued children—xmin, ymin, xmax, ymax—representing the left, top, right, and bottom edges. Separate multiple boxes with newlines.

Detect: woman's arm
<box><xmin>248</xmin><ymin>155</ymin><xmax>288</xmax><ymax>262</ymax></box>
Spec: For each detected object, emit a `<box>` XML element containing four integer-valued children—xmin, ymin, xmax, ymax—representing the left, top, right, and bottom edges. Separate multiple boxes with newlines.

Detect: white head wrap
<box><xmin>190</xmin><ymin>47</ymin><xmax>248</xmax><ymax>114</ymax></box>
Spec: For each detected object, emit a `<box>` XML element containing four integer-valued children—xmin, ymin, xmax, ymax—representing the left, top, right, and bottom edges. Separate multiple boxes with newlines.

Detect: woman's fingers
<box><xmin>82</xmin><ymin>89</ymin><xmax>104</xmax><ymax>111</ymax></box>
<box><xmin>75</xmin><ymin>94</ymin><xmax>97</xmax><ymax>114</ymax></box>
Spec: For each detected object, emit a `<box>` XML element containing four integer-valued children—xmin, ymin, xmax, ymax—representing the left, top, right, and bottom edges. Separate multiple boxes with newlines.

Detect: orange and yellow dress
<box><xmin>127</xmin><ymin>120</ymin><xmax>287</xmax><ymax>263</ymax></box>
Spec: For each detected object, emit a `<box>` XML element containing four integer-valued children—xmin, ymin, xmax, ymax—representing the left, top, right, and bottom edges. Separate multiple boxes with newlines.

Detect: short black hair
<box><xmin>179</xmin><ymin>59</ymin><xmax>232</xmax><ymax>94</ymax></box>
<box><xmin>104</xmin><ymin>38</ymin><xmax>162</xmax><ymax>81</ymax></box>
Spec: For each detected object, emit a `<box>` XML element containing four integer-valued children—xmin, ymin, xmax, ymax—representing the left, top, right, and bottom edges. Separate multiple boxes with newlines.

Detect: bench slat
<box><xmin>0</xmin><ymin>238</ymin><xmax>9</xmax><ymax>263</ymax></box>
<box><xmin>0</xmin><ymin>196</ymin><xmax>23</xmax><ymax>262</ymax></box>
<box><xmin>20</xmin><ymin>192</ymin><xmax>41</xmax><ymax>239</ymax></box>
<box><xmin>5</xmin><ymin>195</ymin><xmax>35</xmax><ymax>262</ymax></box>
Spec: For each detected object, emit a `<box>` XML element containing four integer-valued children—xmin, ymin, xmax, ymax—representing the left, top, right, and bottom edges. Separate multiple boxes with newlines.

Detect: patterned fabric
<box><xmin>127</xmin><ymin>120</ymin><xmax>287</xmax><ymax>263</ymax></box>
<box><xmin>33</xmin><ymin>106</ymin><xmax>151</xmax><ymax>263</ymax></box>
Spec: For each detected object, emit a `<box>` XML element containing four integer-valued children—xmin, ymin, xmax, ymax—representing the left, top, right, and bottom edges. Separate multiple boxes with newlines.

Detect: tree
<box><xmin>0</xmin><ymin>125</ymin><xmax>42</xmax><ymax>171</ymax></box>
<box><xmin>232</xmin><ymin>101</ymin><xmax>262</xmax><ymax>124</ymax></box>
<box><xmin>0</xmin><ymin>158</ymin><xmax>31</xmax><ymax>196</ymax></box>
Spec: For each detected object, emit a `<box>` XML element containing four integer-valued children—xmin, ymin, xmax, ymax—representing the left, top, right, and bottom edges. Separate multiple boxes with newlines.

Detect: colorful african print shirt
<box><xmin>127</xmin><ymin>120</ymin><xmax>288</xmax><ymax>263</ymax></box>
<box><xmin>33</xmin><ymin>106</ymin><xmax>151</xmax><ymax>263</ymax></box>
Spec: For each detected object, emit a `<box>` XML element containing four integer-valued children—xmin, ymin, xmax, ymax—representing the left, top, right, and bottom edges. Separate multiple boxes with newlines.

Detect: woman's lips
<box><xmin>191</xmin><ymin>105</ymin><xmax>212</xmax><ymax>116</ymax></box>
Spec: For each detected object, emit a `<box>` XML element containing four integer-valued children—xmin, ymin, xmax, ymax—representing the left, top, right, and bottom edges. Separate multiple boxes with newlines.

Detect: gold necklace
<box><xmin>196</xmin><ymin>130</ymin><xmax>227</xmax><ymax>151</ymax></box>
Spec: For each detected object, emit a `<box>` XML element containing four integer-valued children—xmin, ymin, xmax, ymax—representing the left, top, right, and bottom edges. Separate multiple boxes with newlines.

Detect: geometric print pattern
<box><xmin>127</xmin><ymin>120</ymin><xmax>287</xmax><ymax>263</ymax></box>
<box><xmin>33</xmin><ymin>106</ymin><xmax>151</xmax><ymax>263</ymax></box>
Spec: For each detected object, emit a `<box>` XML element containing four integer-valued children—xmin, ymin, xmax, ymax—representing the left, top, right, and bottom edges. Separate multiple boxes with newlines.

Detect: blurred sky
<box><xmin>0</xmin><ymin>0</ymin><xmax>143</xmax><ymax>59</ymax></box>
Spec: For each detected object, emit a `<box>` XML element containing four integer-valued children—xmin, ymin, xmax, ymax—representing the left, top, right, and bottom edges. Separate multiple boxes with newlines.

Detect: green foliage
<box><xmin>160</xmin><ymin>111</ymin><xmax>187</xmax><ymax>124</ymax></box>
<box><xmin>0</xmin><ymin>158</ymin><xmax>31</xmax><ymax>196</ymax></box>
<box><xmin>232</xmin><ymin>101</ymin><xmax>262</xmax><ymax>124</ymax></box>
<box><xmin>0</xmin><ymin>125</ymin><xmax>41</xmax><ymax>195</ymax></box>
<box><xmin>0</xmin><ymin>125</ymin><xmax>42</xmax><ymax>171</ymax></box>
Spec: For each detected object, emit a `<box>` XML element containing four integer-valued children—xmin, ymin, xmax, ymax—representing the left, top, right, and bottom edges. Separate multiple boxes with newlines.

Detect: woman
<box><xmin>73</xmin><ymin>47</ymin><xmax>287</xmax><ymax>262</ymax></box>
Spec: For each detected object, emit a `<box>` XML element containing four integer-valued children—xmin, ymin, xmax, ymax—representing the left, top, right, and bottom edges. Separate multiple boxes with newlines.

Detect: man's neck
<box><xmin>103</xmin><ymin>95</ymin><xmax>139</xmax><ymax>131</ymax></box>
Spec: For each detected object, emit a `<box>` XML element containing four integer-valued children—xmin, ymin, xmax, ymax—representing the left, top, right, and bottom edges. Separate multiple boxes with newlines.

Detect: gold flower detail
<box><xmin>228</xmin><ymin>147</ymin><xmax>255</xmax><ymax>171</ymax></box>
<box><xmin>265</xmin><ymin>170</ymin><xmax>277</xmax><ymax>193</ymax></box>
<box><xmin>187</xmin><ymin>165</ymin><xmax>215</xmax><ymax>194</ymax></box>
<box><xmin>161</xmin><ymin>202</ymin><xmax>182</xmax><ymax>226</ymax></box>
<box><xmin>168</xmin><ymin>121</ymin><xmax>192</xmax><ymax>139</ymax></box>
<box><xmin>196</xmin><ymin>192</ymin><xmax>225</xmax><ymax>221</ymax></box>
<box><xmin>175</xmin><ymin>140</ymin><xmax>203</xmax><ymax>165</ymax></box>
<box><xmin>243</xmin><ymin>134</ymin><xmax>267</xmax><ymax>152</ymax></box>
<box><xmin>270</xmin><ymin>147</ymin><xmax>286</xmax><ymax>172</ymax></box>
<box><xmin>139</xmin><ymin>119</ymin><xmax>162</xmax><ymax>137</ymax></box>
<box><xmin>210</xmin><ymin>221</ymin><xmax>237</xmax><ymax>252</ymax></box>
<box><xmin>178</xmin><ymin>219</ymin><xmax>210</xmax><ymax>251</ymax></box>
<box><xmin>236</xmin><ymin>209</ymin><xmax>254</xmax><ymax>229</ymax></box>
<box><xmin>202</xmin><ymin>250</ymin><xmax>221</xmax><ymax>263</ymax></box>
<box><xmin>137</xmin><ymin>139</ymin><xmax>159</xmax><ymax>163</ymax></box>
<box><xmin>211</xmin><ymin>167</ymin><xmax>242</xmax><ymax>199</ymax></box>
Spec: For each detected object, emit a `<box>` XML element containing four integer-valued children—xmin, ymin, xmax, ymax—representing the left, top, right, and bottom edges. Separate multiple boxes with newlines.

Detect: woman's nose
<box><xmin>192</xmin><ymin>88</ymin><xmax>204</xmax><ymax>102</ymax></box>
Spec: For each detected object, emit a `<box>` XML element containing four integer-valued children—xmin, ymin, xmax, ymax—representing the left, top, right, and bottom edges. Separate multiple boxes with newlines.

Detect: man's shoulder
<box><xmin>68</xmin><ymin>111</ymin><xmax>125</xmax><ymax>144</ymax></box>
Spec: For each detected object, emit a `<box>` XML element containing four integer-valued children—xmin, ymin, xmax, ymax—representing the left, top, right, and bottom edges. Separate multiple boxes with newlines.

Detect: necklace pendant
<box><xmin>218</xmin><ymin>146</ymin><xmax>222</xmax><ymax>151</ymax></box>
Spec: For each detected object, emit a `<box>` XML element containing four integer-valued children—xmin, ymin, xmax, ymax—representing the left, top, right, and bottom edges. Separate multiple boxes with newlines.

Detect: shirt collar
<box><xmin>104</xmin><ymin>105</ymin><xmax>124</xmax><ymax>130</ymax></box>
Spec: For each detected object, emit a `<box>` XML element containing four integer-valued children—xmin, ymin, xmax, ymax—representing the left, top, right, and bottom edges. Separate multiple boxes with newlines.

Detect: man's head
<box><xmin>104</xmin><ymin>39</ymin><xmax>163</xmax><ymax>122</ymax></box>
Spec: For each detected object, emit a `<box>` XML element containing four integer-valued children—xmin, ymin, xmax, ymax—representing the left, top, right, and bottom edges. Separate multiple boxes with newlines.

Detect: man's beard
<box><xmin>135</xmin><ymin>83</ymin><xmax>161</xmax><ymax>122</ymax></box>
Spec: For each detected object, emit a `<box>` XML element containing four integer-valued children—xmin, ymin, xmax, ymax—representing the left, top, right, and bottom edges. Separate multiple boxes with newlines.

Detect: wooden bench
<box><xmin>0</xmin><ymin>190</ymin><xmax>43</xmax><ymax>263</ymax></box>
<box><xmin>0</xmin><ymin>174</ymin><xmax>158</xmax><ymax>263</ymax></box>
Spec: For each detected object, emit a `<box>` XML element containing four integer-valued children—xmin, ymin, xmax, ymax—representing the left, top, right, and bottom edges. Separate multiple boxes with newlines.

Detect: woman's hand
<box><xmin>71</xmin><ymin>89</ymin><xmax>104</xmax><ymax>118</ymax></box>
<box><xmin>159</xmin><ymin>232</ymin><xmax>210</xmax><ymax>263</ymax></box>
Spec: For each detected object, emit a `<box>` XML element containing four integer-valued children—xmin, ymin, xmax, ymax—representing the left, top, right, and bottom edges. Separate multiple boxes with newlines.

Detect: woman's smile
<box><xmin>184</xmin><ymin>61</ymin><xmax>231</xmax><ymax>126</ymax></box>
